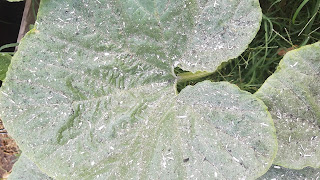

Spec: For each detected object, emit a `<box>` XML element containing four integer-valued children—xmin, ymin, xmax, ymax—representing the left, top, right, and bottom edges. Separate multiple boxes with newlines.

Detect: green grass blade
<box><xmin>292</xmin><ymin>0</ymin><xmax>310</xmax><ymax>24</ymax></box>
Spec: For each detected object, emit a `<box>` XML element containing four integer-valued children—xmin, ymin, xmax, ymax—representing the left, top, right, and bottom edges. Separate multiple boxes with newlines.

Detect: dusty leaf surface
<box><xmin>8</xmin><ymin>154</ymin><xmax>52</xmax><ymax>180</ymax></box>
<box><xmin>0</xmin><ymin>0</ymin><xmax>276</xmax><ymax>179</ymax></box>
<box><xmin>258</xmin><ymin>165</ymin><xmax>320</xmax><ymax>180</ymax></box>
<box><xmin>256</xmin><ymin>42</ymin><xmax>320</xmax><ymax>168</ymax></box>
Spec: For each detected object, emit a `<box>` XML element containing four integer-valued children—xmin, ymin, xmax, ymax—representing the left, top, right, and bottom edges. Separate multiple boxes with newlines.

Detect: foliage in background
<box><xmin>0</xmin><ymin>43</ymin><xmax>16</xmax><ymax>87</ymax></box>
<box><xmin>0</xmin><ymin>53</ymin><xmax>11</xmax><ymax>81</ymax></box>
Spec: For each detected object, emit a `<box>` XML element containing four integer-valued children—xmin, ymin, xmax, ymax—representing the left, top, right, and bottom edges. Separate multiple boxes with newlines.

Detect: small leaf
<box><xmin>255</xmin><ymin>42</ymin><xmax>320</xmax><ymax>168</ymax></box>
<box><xmin>0</xmin><ymin>53</ymin><xmax>11</xmax><ymax>81</ymax></box>
<box><xmin>8</xmin><ymin>154</ymin><xmax>52</xmax><ymax>180</ymax></box>
<box><xmin>257</xmin><ymin>165</ymin><xmax>320</xmax><ymax>180</ymax></box>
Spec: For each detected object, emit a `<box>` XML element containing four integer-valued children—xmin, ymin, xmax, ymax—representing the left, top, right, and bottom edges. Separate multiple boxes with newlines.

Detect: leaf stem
<box><xmin>177</xmin><ymin>71</ymin><xmax>213</xmax><ymax>83</ymax></box>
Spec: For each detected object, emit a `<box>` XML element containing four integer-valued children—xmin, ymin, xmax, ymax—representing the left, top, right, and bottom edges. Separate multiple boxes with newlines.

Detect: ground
<box><xmin>0</xmin><ymin>120</ymin><xmax>20</xmax><ymax>179</ymax></box>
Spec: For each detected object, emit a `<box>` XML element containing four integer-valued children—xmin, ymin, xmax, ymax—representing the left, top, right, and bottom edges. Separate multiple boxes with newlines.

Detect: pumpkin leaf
<box><xmin>8</xmin><ymin>154</ymin><xmax>52</xmax><ymax>180</ymax></box>
<box><xmin>257</xmin><ymin>165</ymin><xmax>320</xmax><ymax>180</ymax></box>
<box><xmin>0</xmin><ymin>0</ymin><xmax>276</xmax><ymax>179</ymax></box>
<box><xmin>176</xmin><ymin>81</ymin><xmax>277</xmax><ymax>180</ymax></box>
<box><xmin>255</xmin><ymin>42</ymin><xmax>320</xmax><ymax>168</ymax></box>
<box><xmin>176</xmin><ymin>0</ymin><xmax>262</xmax><ymax>72</ymax></box>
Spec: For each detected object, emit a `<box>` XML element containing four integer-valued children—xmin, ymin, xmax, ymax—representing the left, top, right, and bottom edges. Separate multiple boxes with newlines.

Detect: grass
<box><xmin>176</xmin><ymin>0</ymin><xmax>320</xmax><ymax>93</ymax></box>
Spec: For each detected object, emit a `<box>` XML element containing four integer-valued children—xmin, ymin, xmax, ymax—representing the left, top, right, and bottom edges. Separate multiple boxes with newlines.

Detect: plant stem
<box><xmin>177</xmin><ymin>71</ymin><xmax>213</xmax><ymax>83</ymax></box>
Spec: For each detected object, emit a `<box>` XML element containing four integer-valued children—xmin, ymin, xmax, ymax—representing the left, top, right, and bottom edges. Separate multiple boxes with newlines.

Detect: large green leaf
<box><xmin>175</xmin><ymin>81</ymin><xmax>277</xmax><ymax>179</ymax></box>
<box><xmin>8</xmin><ymin>154</ymin><xmax>52</xmax><ymax>180</ymax></box>
<box><xmin>0</xmin><ymin>0</ymin><xmax>276</xmax><ymax>179</ymax></box>
<box><xmin>257</xmin><ymin>165</ymin><xmax>320</xmax><ymax>180</ymax></box>
<box><xmin>255</xmin><ymin>42</ymin><xmax>320</xmax><ymax>168</ymax></box>
<box><xmin>0</xmin><ymin>53</ymin><xmax>11</xmax><ymax>81</ymax></box>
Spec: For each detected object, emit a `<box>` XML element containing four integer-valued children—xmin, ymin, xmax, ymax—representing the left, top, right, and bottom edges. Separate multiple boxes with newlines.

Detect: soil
<box><xmin>0</xmin><ymin>119</ymin><xmax>20</xmax><ymax>179</ymax></box>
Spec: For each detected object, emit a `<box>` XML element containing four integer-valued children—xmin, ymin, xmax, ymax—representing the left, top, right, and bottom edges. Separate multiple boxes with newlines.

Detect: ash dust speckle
<box><xmin>255</xmin><ymin>42</ymin><xmax>320</xmax><ymax>168</ymax></box>
<box><xmin>0</xmin><ymin>0</ymin><xmax>270</xmax><ymax>179</ymax></box>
